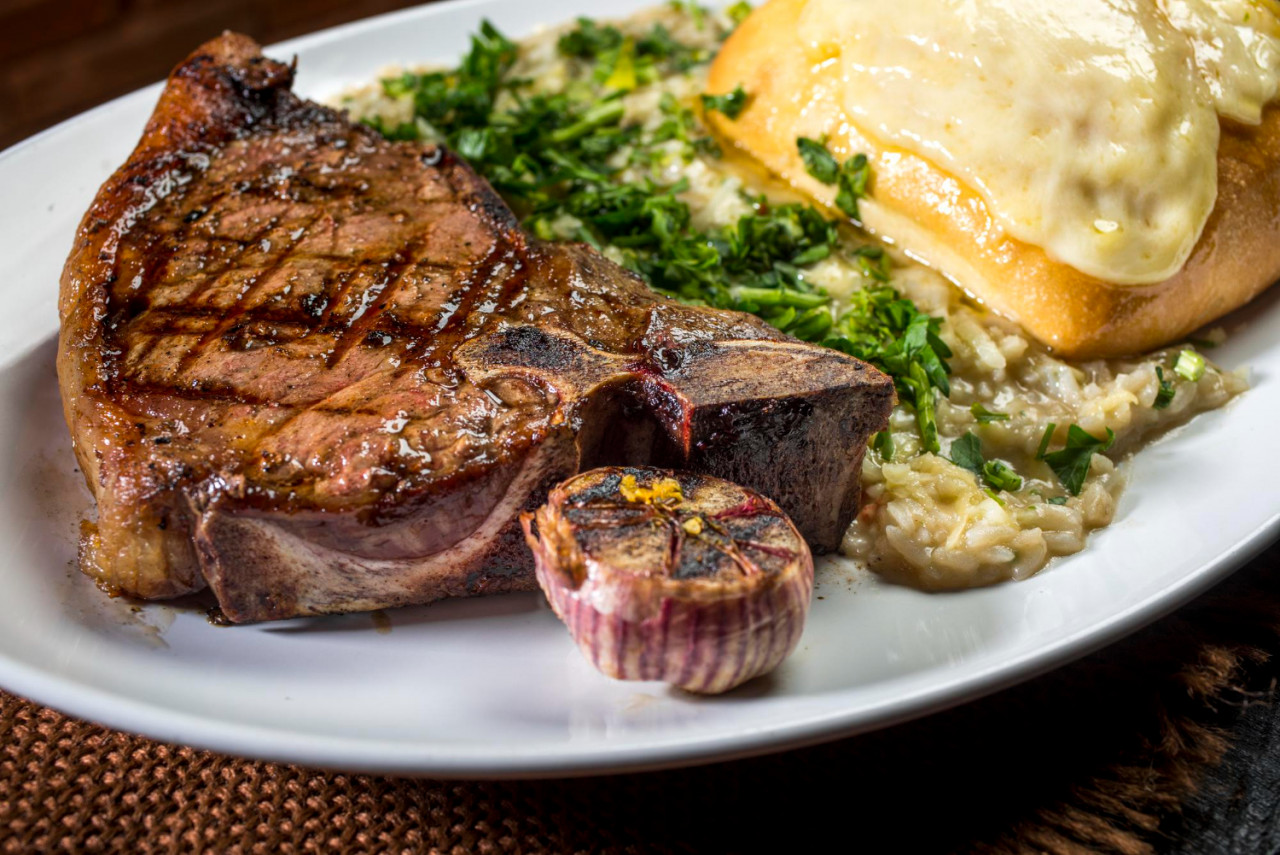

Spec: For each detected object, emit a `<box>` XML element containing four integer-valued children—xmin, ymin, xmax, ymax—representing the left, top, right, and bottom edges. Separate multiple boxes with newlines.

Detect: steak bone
<box><xmin>455</xmin><ymin>317</ymin><xmax>893</xmax><ymax>549</ymax></box>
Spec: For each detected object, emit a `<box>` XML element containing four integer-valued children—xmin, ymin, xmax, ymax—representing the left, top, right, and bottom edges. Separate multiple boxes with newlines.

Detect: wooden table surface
<box><xmin>4</xmin><ymin>2</ymin><xmax>1280</xmax><ymax>852</ymax></box>
<box><xmin>0</xmin><ymin>0</ymin><xmax>425</xmax><ymax>149</ymax></box>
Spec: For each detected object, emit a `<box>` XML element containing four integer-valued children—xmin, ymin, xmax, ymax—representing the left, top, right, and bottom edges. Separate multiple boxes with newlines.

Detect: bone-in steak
<box><xmin>57</xmin><ymin>33</ymin><xmax>895</xmax><ymax>622</ymax></box>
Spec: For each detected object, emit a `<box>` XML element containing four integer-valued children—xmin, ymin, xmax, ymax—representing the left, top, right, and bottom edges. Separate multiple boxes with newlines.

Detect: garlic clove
<box><xmin>522</xmin><ymin>466</ymin><xmax>815</xmax><ymax>694</ymax></box>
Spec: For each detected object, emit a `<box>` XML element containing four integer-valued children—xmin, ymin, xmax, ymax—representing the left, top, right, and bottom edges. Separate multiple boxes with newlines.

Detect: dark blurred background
<box><xmin>0</xmin><ymin>0</ymin><xmax>430</xmax><ymax>149</ymax></box>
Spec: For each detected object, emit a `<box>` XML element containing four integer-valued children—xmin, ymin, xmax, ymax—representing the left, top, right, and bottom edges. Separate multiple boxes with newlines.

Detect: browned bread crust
<box><xmin>708</xmin><ymin>0</ymin><xmax>1280</xmax><ymax>358</ymax></box>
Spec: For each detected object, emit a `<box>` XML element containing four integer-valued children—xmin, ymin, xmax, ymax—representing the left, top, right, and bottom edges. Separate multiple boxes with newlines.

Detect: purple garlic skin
<box><xmin>521</xmin><ymin>466</ymin><xmax>814</xmax><ymax>694</ymax></box>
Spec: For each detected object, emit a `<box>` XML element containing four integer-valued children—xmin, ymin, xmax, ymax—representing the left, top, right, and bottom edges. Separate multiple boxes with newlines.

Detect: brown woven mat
<box><xmin>3</xmin><ymin>544</ymin><xmax>1278</xmax><ymax>855</ymax></box>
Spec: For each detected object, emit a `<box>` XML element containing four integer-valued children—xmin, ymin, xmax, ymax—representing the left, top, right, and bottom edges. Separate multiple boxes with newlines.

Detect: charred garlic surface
<box><xmin>522</xmin><ymin>466</ymin><xmax>814</xmax><ymax>694</ymax></box>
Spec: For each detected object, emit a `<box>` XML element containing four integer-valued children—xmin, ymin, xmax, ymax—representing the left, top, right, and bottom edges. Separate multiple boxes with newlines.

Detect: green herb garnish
<box><xmin>557</xmin><ymin>17</ymin><xmax>624</xmax><ymax>57</ymax></box>
<box><xmin>824</xmin><ymin>285</ymin><xmax>952</xmax><ymax>452</ymax></box>
<box><xmin>796</xmin><ymin>139</ymin><xmax>871</xmax><ymax>219</ymax></box>
<box><xmin>947</xmin><ymin>435</ymin><xmax>983</xmax><ymax>473</ymax></box>
<box><xmin>834</xmin><ymin>153</ymin><xmax>870</xmax><ymax>220</ymax></box>
<box><xmin>727</xmin><ymin>0</ymin><xmax>754</xmax><ymax>24</ymax></box>
<box><xmin>1174</xmin><ymin>349</ymin><xmax>1206</xmax><ymax>382</ymax></box>
<box><xmin>1153</xmin><ymin>366</ymin><xmax>1175</xmax><ymax>410</ymax></box>
<box><xmin>376</xmin><ymin>20</ymin><xmax>517</xmax><ymax>137</ymax></box>
<box><xmin>369</xmin><ymin>14</ymin><xmax>952</xmax><ymax>453</ymax></box>
<box><xmin>982</xmin><ymin>460</ymin><xmax>1023</xmax><ymax>493</ymax></box>
<box><xmin>797</xmin><ymin>137</ymin><xmax>839</xmax><ymax>184</ymax></box>
<box><xmin>949</xmin><ymin>431</ymin><xmax>1022</xmax><ymax>492</ymax></box>
<box><xmin>701</xmin><ymin>85</ymin><xmax>749</xmax><ymax>119</ymax></box>
<box><xmin>602</xmin><ymin>39</ymin><xmax>639</xmax><ymax>90</ymax></box>
<box><xmin>1035</xmin><ymin>422</ymin><xmax>1057</xmax><ymax>460</ymax></box>
<box><xmin>949</xmin><ymin>432</ymin><xmax>984</xmax><ymax>474</ymax></box>
<box><xmin>971</xmin><ymin>403</ymin><xmax>1010</xmax><ymax>424</ymax></box>
<box><xmin>873</xmin><ymin>430</ymin><xmax>895</xmax><ymax>462</ymax></box>
<box><xmin>557</xmin><ymin>17</ymin><xmax>708</xmax><ymax>80</ymax></box>
<box><xmin>1047</xmin><ymin>496</ymin><xmax>1069</xmax><ymax>506</ymax></box>
<box><xmin>1042</xmin><ymin>425</ymin><xmax>1115</xmax><ymax>495</ymax></box>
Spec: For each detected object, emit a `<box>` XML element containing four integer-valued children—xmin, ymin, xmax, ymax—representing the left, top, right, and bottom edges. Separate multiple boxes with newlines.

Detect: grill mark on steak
<box><xmin>324</xmin><ymin>241</ymin><xmax>421</xmax><ymax>367</ymax></box>
<box><xmin>174</xmin><ymin>216</ymin><xmax>326</xmax><ymax>374</ymax></box>
<box><xmin>57</xmin><ymin>32</ymin><xmax>896</xmax><ymax>622</ymax></box>
<box><xmin>423</xmin><ymin>247</ymin><xmax>524</xmax><ymax>371</ymax></box>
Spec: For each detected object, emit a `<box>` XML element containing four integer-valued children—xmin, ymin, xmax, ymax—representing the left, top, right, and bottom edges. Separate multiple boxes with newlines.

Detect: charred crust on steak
<box><xmin>56</xmin><ymin>33</ymin><xmax>895</xmax><ymax>622</ymax></box>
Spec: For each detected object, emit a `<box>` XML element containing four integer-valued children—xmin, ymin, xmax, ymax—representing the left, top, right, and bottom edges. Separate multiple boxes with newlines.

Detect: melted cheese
<box><xmin>796</xmin><ymin>0</ymin><xmax>1280</xmax><ymax>284</ymax></box>
<box><xmin>1165</xmin><ymin>0</ymin><xmax>1280</xmax><ymax>122</ymax></box>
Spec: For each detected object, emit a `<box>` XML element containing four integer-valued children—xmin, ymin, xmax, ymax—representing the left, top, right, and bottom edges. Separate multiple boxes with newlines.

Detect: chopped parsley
<box><xmin>982</xmin><ymin>460</ymin><xmax>1023</xmax><ymax>493</ymax></box>
<box><xmin>872</xmin><ymin>429</ymin><xmax>895</xmax><ymax>462</ymax></box>
<box><xmin>375</xmin><ymin>20</ymin><xmax>517</xmax><ymax>137</ymax></box>
<box><xmin>797</xmin><ymin>137</ymin><xmax>840</xmax><ymax>184</ymax></box>
<box><xmin>833</xmin><ymin>153</ymin><xmax>870</xmax><ymax>220</ymax></box>
<box><xmin>1174</xmin><ymin>349</ymin><xmax>1206</xmax><ymax>382</ymax></box>
<box><xmin>1041</xmin><ymin>425</ymin><xmax>1115</xmax><ymax>496</ymax></box>
<box><xmin>556</xmin><ymin>17</ymin><xmax>710</xmax><ymax>81</ymax></box>
<box><xmin>795</xmin><ymin>139</ymin><xmax>871</xmax><ymax>219</ymax></box>
<box><xmin>971</xmin><ymin>403</ymin><xmax>1010</xmax><ymax>424</ymax></box>
<box><xmin>1047</xmin><ymin>496</ymin><xmax>1069</xmax><ymax>506</ymax></box>
<box><xmin>727</xmin><ymin>1</ymin><xmax>754</xmax><ymax>25</ymax></box>
<box><xmin>1153</xmin><ymin>366</ymin><xmax>1175</xmax><ymax>410</ymax></box>
<box><xmin>556</xmin><ymin>17</ymin><xmax>624</xmax><ymax>57</ymax></box>
<box><xmin>949</xmin><ymin>431</ymin><xmax>984</xmax><ymax>474</ymax></box>
<box><xmin>701</xmin><ymin>85</ymin><xmax>749</xmax><ymax>119</ymax></box>
<box><xmin>368</xmin><ymin>15</ymin><xmax>952</xmax><ymax>452</ymax></box>
<box><xmin>1034</xmin><ymin>422</ymin><xmax>1057</xmax><ymax>461</ymax></box>
<box><xmin>824</xmin><ymin>284</ymin><xmax>952</xmax><ymax>452</ymax></box>
<box><xmin>948</xmin><ymin>431</ymin><xmax>1022</xmax><ymax>493</ymax></box>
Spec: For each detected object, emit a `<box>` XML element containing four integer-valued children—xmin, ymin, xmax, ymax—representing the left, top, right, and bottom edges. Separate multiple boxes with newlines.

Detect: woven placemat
<box><xmin>3</xmin><ymin>545</ymin><xmax>1278</xmax><ymax>854</ymax></box>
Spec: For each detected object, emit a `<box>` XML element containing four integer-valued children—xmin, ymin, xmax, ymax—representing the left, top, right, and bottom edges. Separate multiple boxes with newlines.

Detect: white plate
<box><xmin>1</xmin><ymin>0</ymin><xmax>1277</xmax><ymax>779</ymax></box>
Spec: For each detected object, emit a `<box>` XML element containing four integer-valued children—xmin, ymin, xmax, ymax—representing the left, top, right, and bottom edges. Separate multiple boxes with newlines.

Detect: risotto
<box><xmin>336</xmin><ymin>3</ymin><xmax>1246</xmax><ymax>591</ymax></box>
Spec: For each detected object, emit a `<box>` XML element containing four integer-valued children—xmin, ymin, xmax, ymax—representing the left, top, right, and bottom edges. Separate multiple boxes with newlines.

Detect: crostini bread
<box><xmin>707</xmin><ymin>0</ymin><xmax>1280</xmax><ymax>358</ymax></box>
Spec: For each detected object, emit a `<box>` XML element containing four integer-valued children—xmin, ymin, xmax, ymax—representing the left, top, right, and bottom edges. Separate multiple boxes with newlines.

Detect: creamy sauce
<box><xmin>1166</xmin><ymin>0</ymin><xmax>1280</xmax><ymax>122</ymax></box>
<box><xmin>797</xmin><ymin>0</ymin><xmax>1280</xmax><ymax>284</ymax></box>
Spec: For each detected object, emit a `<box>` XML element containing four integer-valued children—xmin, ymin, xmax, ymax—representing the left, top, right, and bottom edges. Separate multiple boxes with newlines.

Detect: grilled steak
<box><xmin>57</xmin><ymin>33</ymin><xmax>895</xmax><ymax>622</ymax></box>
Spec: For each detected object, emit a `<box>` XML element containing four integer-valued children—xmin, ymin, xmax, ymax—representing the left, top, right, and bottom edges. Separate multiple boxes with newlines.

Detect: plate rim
<box><xmin>0</xmin><ymin>513</ymin><xmax>1273</xmax><ymax>779</ymax></box>
<box><xmin>1</xmin><ymin>0</ymin><xmax>1277</xmax><ymax>779</ymax></box>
